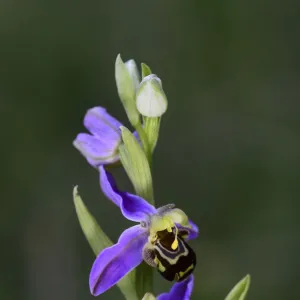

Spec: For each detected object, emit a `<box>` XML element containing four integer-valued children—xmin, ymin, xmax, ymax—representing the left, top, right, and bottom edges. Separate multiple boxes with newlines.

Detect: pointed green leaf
<box><xmin>115</xmin><ymin>54</ymin><xmax>140</xmax><ymax>126</ymax></box>
<box><xmin>73</xmin><ymin>186</ymin><xmax>111</xmax><ymax>254</ymax></box>
<box><xmin>143</xmin><ymin>116</ymin><xmax>161</xmax><ymax>152</ymax></box>
<box><xmin>225</xmin><ymin>274</ymin><xmax>251</xmax><ymax>300</ymax></box>
<box><xmin>141</xmin><ymin>63</ymin><xmax>152</xmax><ymax>79</ymax></box>
<box><xmin>73</xmin><ymin>186</ymin><xmax>139</xmax><ymax>300</ymax></box>
<box><xmin>119</xmin><ymin>127</ymin><xmax>154</xmax><ymax>203</ymax></box>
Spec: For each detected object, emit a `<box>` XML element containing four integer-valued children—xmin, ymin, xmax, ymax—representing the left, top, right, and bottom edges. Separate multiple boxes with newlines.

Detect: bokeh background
<box><xmin>1</xmin><ymin>0</ymin><xmax>299</xmax><ymax>299</ymax></box>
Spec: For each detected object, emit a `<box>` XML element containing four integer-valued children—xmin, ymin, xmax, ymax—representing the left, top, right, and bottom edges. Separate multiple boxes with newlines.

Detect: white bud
<box><xmin>136</xmin><ymin>74</ymin><xmax>168</xmax><ymax>117</ymax></box>
<box><xmin>125</xmin><ymin>59</ymin><xmax>140</xmax><ymax>92</ymax></box>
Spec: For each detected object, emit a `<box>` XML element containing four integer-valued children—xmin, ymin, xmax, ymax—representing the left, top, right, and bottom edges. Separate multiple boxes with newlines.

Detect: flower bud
<box><xmin>136</xmin><ymin>74</ymin><xmax>168</xmax><ymax>117</ymax></box>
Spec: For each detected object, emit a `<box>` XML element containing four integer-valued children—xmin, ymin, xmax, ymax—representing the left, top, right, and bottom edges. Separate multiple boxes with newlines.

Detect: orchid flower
<box><xmin>89</xmin><ymin>167</ymin><xmax>198</xmax><ymax>296</ymax></box>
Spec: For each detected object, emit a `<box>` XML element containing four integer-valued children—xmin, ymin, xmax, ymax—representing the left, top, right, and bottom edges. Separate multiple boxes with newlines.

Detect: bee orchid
<box><xmin>89</xmin><ymin>166</ymin><xmax>198</xmax><ymax>296</ymax></box>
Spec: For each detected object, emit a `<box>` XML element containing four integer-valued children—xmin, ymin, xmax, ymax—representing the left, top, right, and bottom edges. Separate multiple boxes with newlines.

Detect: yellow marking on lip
<box><xmin>171</xmin><ymin>238</ymin><xmax>178</xmax><ymax>250</ymax></box>
<box><xmin>178</xmin><ymin>264</ymin><xmax>194</xmax><ymax>279</ymax></box>
<box><xmin>154</xmin><ymin>256</ymin><xmax>166</xmax><ymax>272</ymax></box>
<box><xmin>171</xmin><ymin>224</ymin><xmax>179</xmax><ymax>250</ymax></box>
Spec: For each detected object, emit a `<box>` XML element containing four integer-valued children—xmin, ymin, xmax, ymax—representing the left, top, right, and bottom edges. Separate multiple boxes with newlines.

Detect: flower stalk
<box><xmin>134</xmin><ymin>122</ymin><xmax>152</xmax><ymax>166</ymax></box>
<box><xmin>72</xmin><ymin>54</ymin><xmax>251</xmax><ymax>300</ymax></box>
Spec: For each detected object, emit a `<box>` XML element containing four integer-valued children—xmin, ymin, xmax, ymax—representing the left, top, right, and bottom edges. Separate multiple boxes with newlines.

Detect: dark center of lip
<box><xmin>156</xmin><ymin>228</ymin><xmax>176</xmax><ymax>249</ymax></box>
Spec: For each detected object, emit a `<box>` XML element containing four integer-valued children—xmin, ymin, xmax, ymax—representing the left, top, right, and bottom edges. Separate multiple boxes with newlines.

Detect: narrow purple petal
<box><xmin>89</xmin><ymin>225</ymin><xmax>148</xmax><ymax>296</ymax></box>
<box><xmin>84</xmin><ymin>107</ymin><xmax>122</xmax><ymax>140</ymax></box>
<box><xmin>99</xmin><ymin>166</ymin><xmax>157</xmax><ymax>222</ymax></box>
<box><xmin>157</xmin><ymin>275</ymin><xmax>194</xmax><ymax>300</ymax></box>
<box><xmin>177</xmin><ymin>219</ymin><xmax>199</xmax><ymax>241</ymax></box>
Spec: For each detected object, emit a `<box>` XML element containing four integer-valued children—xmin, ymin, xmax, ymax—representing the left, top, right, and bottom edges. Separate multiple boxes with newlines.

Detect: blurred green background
<box><xmin>1</xmin><ymin>0</ymin><xmax>299</xmax><ymax>299</ymax></box>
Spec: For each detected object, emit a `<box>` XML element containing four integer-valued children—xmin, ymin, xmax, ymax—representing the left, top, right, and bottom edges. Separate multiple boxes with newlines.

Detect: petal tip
<box><xmin>89</xmin><ymin>278</ymin><xmax>99</xmax><ymax>296</ymax></box>
<box><xmin>72</xmin><ymin>137</ymin><xmax>80</xmax><ymax>149</ymax></box>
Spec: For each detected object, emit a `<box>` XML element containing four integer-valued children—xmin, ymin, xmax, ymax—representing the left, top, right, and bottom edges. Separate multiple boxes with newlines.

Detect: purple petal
<box><xmin>89</xmin><ymin>225</ymin><xmax>148</xmax><ymax>296</ymax></box>
<box><xmin>73</xmin><ymin>133</ymin><xmax>120</xmax><ymax>167</ymax></box>
<box><xmin>99</xmin><ymin>166</ymin><xmax>157</xmax><ymax>222</ymax></box>
<box><xmin>84</xmin><ymin>107</ymin><xmax>122</xmax><ymax>140</ymax></box>
<box><xmin>157</xmin><ymin>275</ymin><xmax>194</xmax><ymax>300</ymax></box>
<box><xmin>177</xmin><ymin>220</ymin><xmax>199</xmax><ymax>241</ymax></box>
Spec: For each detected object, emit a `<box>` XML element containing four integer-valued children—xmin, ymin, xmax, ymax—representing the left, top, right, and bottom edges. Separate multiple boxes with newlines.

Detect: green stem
<box><xmin>135</xmin><ymin>263</ymin><xmax>153</xmax><ymax>299</ymax></box>
<box><xmin>135</xmin><ymin>122</ymin><xmax>152</xmax><ymax>167</ymax></box>
<box><xmin>132</xmin><ymin>123</ymin><xmax>154</xmax><ymax>297</ymax></box>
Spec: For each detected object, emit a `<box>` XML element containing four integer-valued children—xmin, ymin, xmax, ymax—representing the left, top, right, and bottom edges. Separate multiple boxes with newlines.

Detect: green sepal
<box><xmin>141</xmin><ymin>63</ymin><xmax>152</xmax><ymax>78</ymax></box>
<box><xmin>73</xmin><ymin>186</ymin><xmax>139</xmax><ymax>300</ymax></box>
<box><xmin>119</xmin><ymin>127</ymin><xmax>154</xmax><ymax>204</ymax></box>
<box><xmin>225</xmin><ymin>274</ymin><xmax>251</xmax><ymax>300</ymax></box>
<box><xmin>143</xmin><ymin>116</ymin><xmax>161</xmax><ymax>152</ymax></box>
<box><xmin>115</xmin><ymin>54</ymin><xmax>140</xmax><ymax>126</ymax></box>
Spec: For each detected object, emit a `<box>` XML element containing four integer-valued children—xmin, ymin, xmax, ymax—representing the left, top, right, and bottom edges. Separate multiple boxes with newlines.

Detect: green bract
<box><xmin>225</xmin><ymin>274</ymin><xmax>251</xmax><ymax>300</ymax></box>
<box><xmin>115</xmin><ymin>54</ymin><xmax>140</xmax><ymax>126</ymax></box>
<box><xmin>119</xmin><ymin>126</ymin><xmax>154</xmax><ymax>204</ymax></box>
<box><xmin>73</xmin><ymin>186</ymin><xmax>111</xmax><ymax>254</ymax></box>
<box><xmin>125</xmin><ymin>59</ymin><xmax>140</xmax><ymax>93</ymax></box>
<box><xmin>73</xmin><ymin>187</ymin><xmax>139</xmax><ymax>300</ymax></box>
<box><xmin>141</xmin><ymin>62</ymin><xmax>152</xmax><ymax>79</ymax></box>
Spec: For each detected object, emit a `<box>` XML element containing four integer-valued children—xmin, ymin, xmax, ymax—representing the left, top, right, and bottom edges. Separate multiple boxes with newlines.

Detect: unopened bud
<box><xmin>136</xmin><ymin>74</ymin><xmax>168</xmax><ymax>117</ymax></box>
